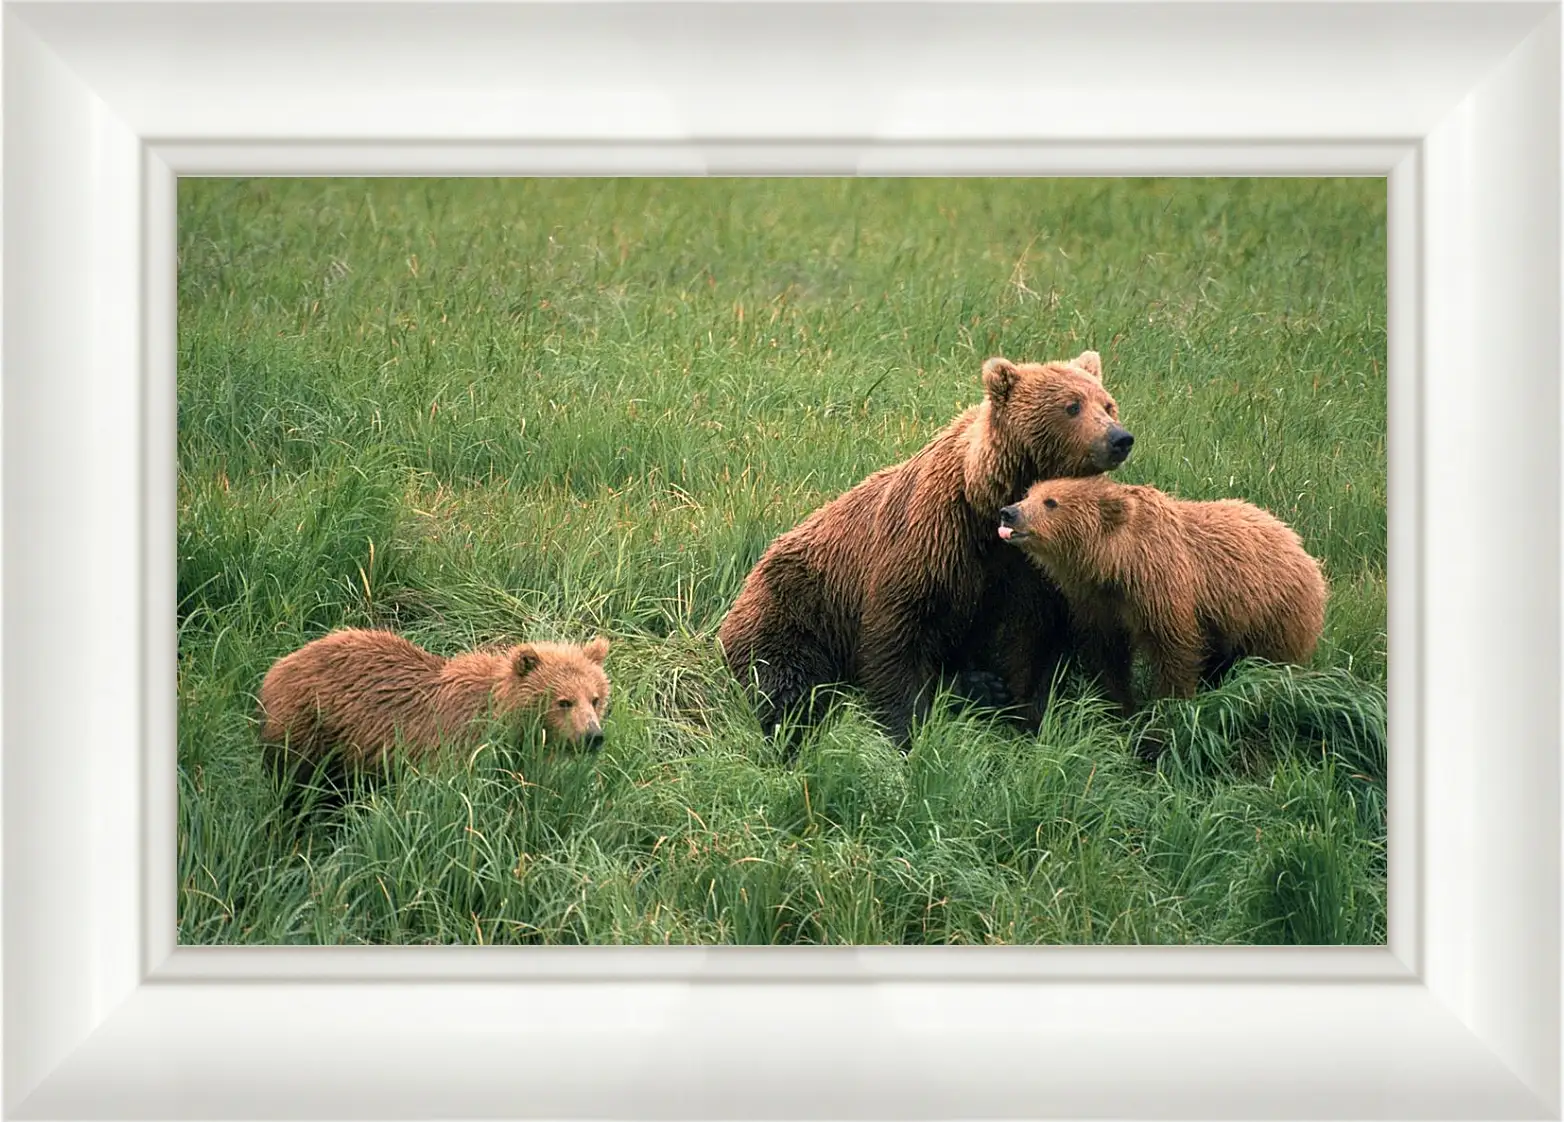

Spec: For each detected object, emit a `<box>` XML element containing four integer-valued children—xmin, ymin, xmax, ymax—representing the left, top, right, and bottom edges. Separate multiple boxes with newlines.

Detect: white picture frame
<box><xmin>4</xmin><ymin>1</ymin><xmax>1558</xmax><ymax>1117</ymax></box>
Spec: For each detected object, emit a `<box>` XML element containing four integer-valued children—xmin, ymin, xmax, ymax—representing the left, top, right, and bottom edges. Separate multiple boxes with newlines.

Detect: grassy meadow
<box><xmin>178</xmin><ymin>178</ymin><xmax>1387</xmax><ymax>945</ymax></box>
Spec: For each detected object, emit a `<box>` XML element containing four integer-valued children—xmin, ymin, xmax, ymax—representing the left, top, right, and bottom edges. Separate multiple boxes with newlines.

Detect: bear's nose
<box><xmin>1109</xmin><ymin>428</ymin><xmax>1135</xmax><ymax>454</ymax></box>
<box><xmin>584</xmin><ymin>730</ymin><xmax>605</xmax><ymax>751</ymax></box>
<box><xmin>998</xmin><ymin>505</ymin><xmax>1019</xmax><ymax>526</ymax></box>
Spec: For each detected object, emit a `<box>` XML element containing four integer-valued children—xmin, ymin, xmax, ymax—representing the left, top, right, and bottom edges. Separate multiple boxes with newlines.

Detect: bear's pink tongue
<box><xmin>998</xmin><ymin>525</ymin><xmax>1013</xmax><ymax>541</ymax></box>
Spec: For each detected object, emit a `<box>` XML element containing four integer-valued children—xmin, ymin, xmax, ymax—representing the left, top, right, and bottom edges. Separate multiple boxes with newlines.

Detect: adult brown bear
<box><xmin>719</xmin><ymin>352</ymin><xmax>1133</xmax><ymax>747</ymax></box>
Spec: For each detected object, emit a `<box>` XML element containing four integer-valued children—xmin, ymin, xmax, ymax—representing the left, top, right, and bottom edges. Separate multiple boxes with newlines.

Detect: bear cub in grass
<box><xmin>719</xmin><ymin>352</ymin><xmax>1134</xmax><ymax>748</ymax></box>
<box><xmin>258</xmin><ymin>629</ymin><xmax>611</xmax><ymax>778</ymax></box>
<box><xmin>998</xmin><ymin>476</ymin><xmax>1327</xmax><ymax>714</ymax></box>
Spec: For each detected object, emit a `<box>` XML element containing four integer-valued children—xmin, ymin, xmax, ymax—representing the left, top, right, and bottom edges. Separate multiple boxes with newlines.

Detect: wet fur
<box><xmin>1002</xmin><ymin>477</ymin><xmax>1327</xmax><ymax>712</ymax></box>
<box><xmin>718</xmin><ymin>352</ymin><xmax>1129</xmax><ymax>747</ymax></box>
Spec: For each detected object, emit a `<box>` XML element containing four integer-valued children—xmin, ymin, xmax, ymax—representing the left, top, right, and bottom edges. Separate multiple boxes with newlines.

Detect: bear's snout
<box><xmin>583</xmin><ymin>728</ymin><xmax>605</xmax><ymax>751</ymax></box>
<box><xmin>1108</xmin><ymin>426</ymin><xmax>1135</xmax><ymax>462</ymax></box>
<box><xmin>998</xmin><ymin>505</ymin><xmax>1019</xmax><ymax>526</ymax></box>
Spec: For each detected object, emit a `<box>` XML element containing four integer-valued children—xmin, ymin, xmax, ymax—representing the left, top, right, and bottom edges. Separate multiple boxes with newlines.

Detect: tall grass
<box><xmin>178</xmin><ymin>178</ymin><xmax>1386</xmax><ymax>944</ymax></box>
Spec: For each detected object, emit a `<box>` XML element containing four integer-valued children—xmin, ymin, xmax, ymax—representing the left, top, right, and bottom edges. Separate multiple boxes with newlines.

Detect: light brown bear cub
<box><xmin>997</xmin><ymin>476</ymin><xmax>1326</xmax><ymax>713</ymax></box>
<box><xmin>258</xmin><ymin>629</ymin><xmax>611</xmax><ymax>777</ymax></box>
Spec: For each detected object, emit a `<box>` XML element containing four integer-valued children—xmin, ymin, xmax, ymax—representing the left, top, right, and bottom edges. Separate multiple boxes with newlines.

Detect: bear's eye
<box><xmin>1065</xmin><ymin>402</ymin><xmax>1082</xmax><ymax>417</ymax></box>
<box><xmin>557</xmin><ymin>699</ymin><xmax>574</xmax><ymax>710</ymax></box>
<box><xmin>1105</xmin><ymin>402</ymin><xmax>1116</xmax><ymax>416</ymax></box>
<box><xmin>1044</xmin><ymin>498</ymin><xmax>1059</xmax><ymax>510</ymax></box>
<box><xmin>592</xmin><ymin>697</ymin><xmax>601</xmax><ymax>708</ymax></box>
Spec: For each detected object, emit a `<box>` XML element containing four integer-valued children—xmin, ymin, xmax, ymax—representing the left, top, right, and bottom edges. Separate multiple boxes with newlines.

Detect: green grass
<box><xmin>178</xmin><ymin>177</ymin><xmax>1387</xmax><ymax>945</ymax></box>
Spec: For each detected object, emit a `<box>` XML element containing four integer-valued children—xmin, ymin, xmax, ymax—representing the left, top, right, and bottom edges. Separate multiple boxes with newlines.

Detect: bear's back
<box><xmin>1174</xmin><ymin>497</ymin><xmax>1326</xmax><ymax>660</ymax></box>
<box><xmin>1178</xmin><ymin>499</ymin><xmax>1316</xmax><ymax>586</ymax></box>
<box><xmin>259</xmin><ymin>629</ymin><xmax>451</xmax><ymax>762</ymax></box>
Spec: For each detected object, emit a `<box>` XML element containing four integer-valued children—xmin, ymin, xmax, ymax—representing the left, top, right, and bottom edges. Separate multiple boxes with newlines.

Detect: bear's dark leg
<box><xmin>1195</xmin><ymin>622</ymin><xmax>1239</xmax><ymax>689</ymax></box>
<box><xmin>958</xmin><ymin>561</ymin><xmax>1075</xmax><ymax>729</ymax></box>
<box><xmin>731</xmin><ymin>636</ymin><xmax>839</xmax><ymax>749</ymax></box>
<box><xmin>859</xmin><ymin>627</ymin><xmax>941</xmax><ymax>750</ymax></box>
<box><xmin>1199</xmin><ymin>650</ymin><xmax>1240</xmax><ymax>689</ymax></box>
<box><xmin>1078</xmin><ymin>625</ymin><xmax>1137</xmax><ymax>716</ymax></box>
<box><xmin>998</xmin><ymin>626</ymin><xmax>1072</xmax><ymax>728</ymax></box>
<box><xmin>1146</xmin><ymin>637</ymin><xmax>1202</xmax><ymax>701</ymax></box>
<box><xmin>266</xmin><ymin>738</ymin><xmax>354</xmax><ymax>819</ymax></box>
<box><xmin>866</xmin><ymin>675</ymin><xmax>936</xmax><ymax>750</ymax></box>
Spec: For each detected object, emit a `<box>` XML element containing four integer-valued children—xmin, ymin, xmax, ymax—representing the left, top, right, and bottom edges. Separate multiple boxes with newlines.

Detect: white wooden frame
<box><xmin>3</xmin><ymin>1</ymin><xmax>1558</xmax><ymax>1117</ymax></box>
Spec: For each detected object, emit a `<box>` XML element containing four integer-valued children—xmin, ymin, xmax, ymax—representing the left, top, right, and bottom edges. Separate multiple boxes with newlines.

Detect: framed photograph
<box><xmin>178</xmin><ymin>172</ymin><xmax>1387</xmax><ymax>953</ymax></box>
<box><xmin>5</xmin><ymin>1</ymin><xmax>1558</xmax><ymax>1118</ymax></box>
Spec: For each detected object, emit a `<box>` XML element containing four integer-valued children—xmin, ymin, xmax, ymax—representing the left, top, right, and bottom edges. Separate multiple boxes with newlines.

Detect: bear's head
<box><xmin>996</xmin><ymin>475</ymin><xmax>1134</xmax><ymax>566</ymax></box>
<box><xmin>496</xmin><ymin>637</ymin><xmax>612</xmax><ymax>749</ymax></box>
<box><xmin>979</xmin><ymin>351</ymin><xmax>1134</xmax><ymax>483</ymax></box>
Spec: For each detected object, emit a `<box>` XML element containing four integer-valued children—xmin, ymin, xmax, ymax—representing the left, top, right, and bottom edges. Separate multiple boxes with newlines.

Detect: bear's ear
<box><xmin>582</xmin><ymin>637</ymin><xmax>610</xmax><ymax>664</ymax></box>
<box><xmin>511</xmin><ymin>645</ymin><xmax>540</xmax><ymax>678</ymax></box>
<box><xmin>1074</xmin><ymin>350</ymin><xmax>1103</xmax><ymax>382</ymax></box>
<box><xmin>982</xmin><ymin>357</ymin><xmax>1019</xmax><ymax>404</ymax></box>
<box><xmin>1098</xmin><ymin>493</ymin><xmax>1130</xmax><ymax>530</ymax></box>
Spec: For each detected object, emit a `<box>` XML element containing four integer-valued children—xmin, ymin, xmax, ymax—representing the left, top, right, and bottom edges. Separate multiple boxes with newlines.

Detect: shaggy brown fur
<box><xmin>719</xmin><ymin>352</ymin><xmax>1134</xmax><ymax>747</ymax></box>
<box><xmin>998</xmin><ymin>476</ymin><xmax>1327</xmax><ymax>712</ymax></box>
<box><xmin>258</xmin><ymin>629</ymin><xmax>611</xmax><ymax>776</ymax></box>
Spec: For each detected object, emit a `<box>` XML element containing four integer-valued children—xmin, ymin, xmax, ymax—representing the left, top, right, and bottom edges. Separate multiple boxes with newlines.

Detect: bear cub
<box><xmin>258</xmin><ymin>629</ymin><xmax>611</xmax><ymax>779</ymax></box>
<box><xmin>997</xmin><ymin>476</ymin><xmax>1326</xmax><ymax>713</ymax></box>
